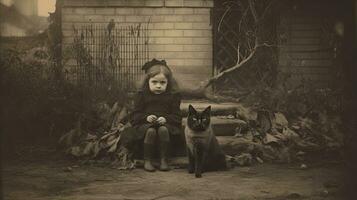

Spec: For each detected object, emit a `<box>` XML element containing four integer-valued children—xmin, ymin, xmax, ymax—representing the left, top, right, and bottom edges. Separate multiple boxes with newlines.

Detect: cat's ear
<box><xmin>188</xmin><ymin>104</ymin><xmax>196</xmax><ymax>115</ymax></box>
<box><xmin>202</xmin><ymin>106</ymin><xmax>211</xmax><ymax>115</ymax></box>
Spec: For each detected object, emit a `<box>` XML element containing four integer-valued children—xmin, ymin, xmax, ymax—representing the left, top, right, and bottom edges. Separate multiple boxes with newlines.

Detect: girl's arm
<box><xmin>131</xmin><ymin>92</ymin><xmax>149</xmax><ymax>125</ymax></box>
<box><xmin>164</xmin><ymin>93</ymin><xmax>182</xmax><ymax>126</ymax></box>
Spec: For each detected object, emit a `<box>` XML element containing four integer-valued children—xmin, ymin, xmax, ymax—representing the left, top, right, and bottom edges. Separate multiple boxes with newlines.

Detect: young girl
<box><xmin>131</xmin><ymin>59</ymin><xmax>182</xmax><ymax>172</ymax></box>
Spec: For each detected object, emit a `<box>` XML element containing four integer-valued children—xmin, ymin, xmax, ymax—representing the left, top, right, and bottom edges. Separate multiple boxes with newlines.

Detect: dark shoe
<box><xmin>159</xmin><ymin>142</ymin><xmax>170</xmax><ymax>171</ymax></box>
<box><xmin>144</xmin><ymin>144</ymin><xmax>156</xmax><ymax>172</ymax></box>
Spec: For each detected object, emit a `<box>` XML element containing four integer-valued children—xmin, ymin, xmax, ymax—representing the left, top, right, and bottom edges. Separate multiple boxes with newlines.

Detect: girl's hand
<box><xmin>156</xmin><ymin>117</ymin><xmax>167</xmax><ymax>125</ymax></box>
<box><xmin>146</xmin><ymin>115</ymin><xmax>157</xmax><ymax>123</ymax></box>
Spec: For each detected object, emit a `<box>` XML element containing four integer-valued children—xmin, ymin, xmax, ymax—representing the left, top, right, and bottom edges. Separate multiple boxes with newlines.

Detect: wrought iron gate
<box><xmin>73</xmin><ymin>23</ymin><xmax>149</xmax><ymax>90</ymax></box>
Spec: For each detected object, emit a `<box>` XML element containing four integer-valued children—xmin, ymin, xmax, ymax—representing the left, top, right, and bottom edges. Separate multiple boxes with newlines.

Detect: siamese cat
<box><xmin>184</xmin><ymin>105</ymin><xmax>227</xmax><ymax>178</ymax></box>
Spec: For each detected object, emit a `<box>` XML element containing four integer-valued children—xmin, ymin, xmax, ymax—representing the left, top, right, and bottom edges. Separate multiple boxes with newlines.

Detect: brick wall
<box><xmin>61</xmin><ymin>0</ymin><xmax>214</xmax><ymax>90</ymax></box>
<box><xmin>278</xmin><ymin>5</ymin><xmax>335</xmax><ymax>87</ymax></box>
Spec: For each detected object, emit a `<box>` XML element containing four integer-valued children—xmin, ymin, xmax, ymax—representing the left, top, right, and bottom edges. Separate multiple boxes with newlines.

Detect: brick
<box><xmin>174</xmin><ymin>38</ymin><xmax>193</xmax><ymax>44</ymax></box>
<box><xmin>150</xmin><ymin>37</ymin><xmax>174</xmax><ymax>44</ymax></box>
<box><xmin>144</xmin><ymin>0</ymin><xmax>165</xmax><ymax>7</ymax></box>
<box><xmin>183</xmin><ymin>44</ymin><xmax>212</xmax><ymax>51</ymax></box>
<box><xmin>152</xmin><ymin>52</ymin><xmax>178</xmax><ymax>59</ymax></box>
<box><xmin>291</xmin><ymin>59</ymin><xmax>332</xmax><ymax>67</ymax></box>
<box><xmin>84</xmin><ymin>15</ymin><xmax>105</xmax><ymax>22</ymax></box>
<box><xmin>62</xmin><ymin>14</ymin><xmax>84</xmax><ymax>22</ymax></box>
<box><xmin>116</xmin><ymin>0</ymin><xmax>144</xmax><ymax>7</ymax></box>
<box><xmin>74</xmin><ymin>8</ymin><xmax>95</xmax><ymax>15</ymax></box>
<box><xmin>126</xmin><ymin>15</ymin><xmax>148</xmax><ymax>22</ymax></box>
<box><xmin>153</xmin><ymin>23</ymin><xmax>174</xmax><ymax>29</ymax></box>
<box><xmin>184</xmin><ymin>59</ymin><xmax>211</xmax><ymax>66</ymax></box>
<box><xmin>167</xmin><ymin>59</ymin><xmax>185</xmax><ymax>66</ymax></box>
<box><xmin>151</xmin><ymin>37</ymin><xmax>194</xmax><ymax>45</ymax></box>
<box><xmin>194</xmin><ymin>8</ymin><xmax>210</xmax><ymax>14</ymax></box>
<box><xmin>292</xmin><ymin>23</ymin><xmax>321</xmax><ymax>30</ymax></box>
<box><xmin>290</xmin><ymin>52</ymin><xmax>332</xmax><ymax>59</ymax></box>
<box><xmin>152</xmin><ymin>51</ymin><xmax>212</xmax><ymax>60</ymax></box>
<box><xmin>183</xmin><ymin>30</ymin><xmax>211</xmax><ymax>37</ymax></box>
<box><xmin>164</xmin><ymin>30</ymin><xmax>183</xmax><ymax>37</ymax></box>
<box><xmin>163</xmin><ymin>15</ymin><xmax>184</xmax><ymax>22</ymax></box>
<box><xmin>191</xmin><ymin>37</ymin><xmax>212</xmax><ymax>44</ymax></box>
<box><xmin>115</xmin><ymin>8</ymin><xmax>135</xmax><ymax>15</ymax></box>
<box><xmin>184</xmin><ymin>51</ymin><xmax>211</xmax><ymax>59</ymax></box>
<box><xmin>154</xmin><ymin>8</ymin><xmax>176</xmax><ymax>15</ymax></box>
<box><xmin>174</xmin><ymin>22</ymin><xmax>192</xmax><ymax>29</ymax></box>
<box><xmin>183</xmin><ymin>0</ymin><xmax>213</xmax><ymax>8</ymax></box>
<box><xmin>165</xmin><ymin>44</ymin><xmax>184</xmax><ymax>51</ymax></box>
<box><xmin>183</xmin><ymin>30</ymin><xmax>200</xmax><ymax>37</ymax></box>
<box><xmin>173</xmin><ymin>74</ymin><xmax>211</xmax><ymax>87</ymax></box>
<box><xmin>291</xmin><ymin>30</ymin><xmax>320</xmax><ymax>37</ymax></box>
<box><xmin>192</xmin><ymin>22</ymin><xmax>210</xmax><ymax>30</ymax></box>
<box><xmin>174</xmin><ymin>8</ymin><xmax>194</xmax><ymax>14</ymax></box>
<box><xmin>149</xmin><ymin>30</ymin><xmax>164</xmax><ymax>37</ymax></box>
<box><xmin>150</xmin><ymin>15</ymin><xmax>166</xmax><ymax>22</ymax></box>
<box><xmin>165</xmin><ymin>0</ymin><xmax>184</xmax><ymax>7</ymax></box>
<box><xmin>291</xmin><ymin>38</ymin><xmax>320</xmax><ymax>45</ymax></box>
<box><xmin>104</xmin><ymin>16</ymin><xmax>126</xmax><ymax>23</ymax></box>
<box><xmin>95</xmin><ymin>8</ymin><xmax>115</xmax><ymax>15</ymax></box>
<box><xmin>183</xmin><ymin>15</ymin><xmax>209</xmax><ymax>22</ymax></box>
<box><xmin>149</xmin><ymin>44</ymin><xmax>166</xmax><ymax>52</ymax></box>
<box><xmin>289</xmin><ymin>45</ymin><xmax>324</xmax><ymax>52</ymax></box>
<box><xmin>135</xmin><ymin>8</ymin><xmax>156</xmax><ymax>15</ymax></box>
<box><xmin>201</xmin><ymin>30</ymin><xmax>212</xmax><ymax>37</ymax></box>
<box><xmin>62</xmin><ymin>0</ymin><xmax>83</xmax><ymax>7</ymax></box>
<box><xmin>171</xmin><ymin>65</ymin><xmax>211</xmax><ymax>74</ymax></box>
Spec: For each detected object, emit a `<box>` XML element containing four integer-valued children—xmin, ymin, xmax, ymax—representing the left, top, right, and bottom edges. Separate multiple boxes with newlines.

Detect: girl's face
<box><xmin>148</xmin><ymin>73</ymin><xmax>168</xmax><ymax>94</ymax></box>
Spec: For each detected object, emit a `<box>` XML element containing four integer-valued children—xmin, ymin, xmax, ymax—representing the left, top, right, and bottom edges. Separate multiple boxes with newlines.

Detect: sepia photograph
<box><xmin>1</xmin><ymin>0</ymin><xmax>356</xmax><ymax>199</ymax></box>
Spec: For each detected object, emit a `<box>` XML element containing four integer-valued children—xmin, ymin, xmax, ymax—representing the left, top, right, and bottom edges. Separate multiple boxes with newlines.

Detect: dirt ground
<box><xmin>1</xmin><ymin>146</ymin><xmax>347</xmax><ymax>200</ymax></box>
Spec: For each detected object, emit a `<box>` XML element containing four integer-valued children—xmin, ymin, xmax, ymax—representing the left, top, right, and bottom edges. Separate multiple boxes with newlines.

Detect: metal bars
<box><xmin>74</xmin><ymin>23</ymin><xmax>149</xmax><ymax>90</ymax></box>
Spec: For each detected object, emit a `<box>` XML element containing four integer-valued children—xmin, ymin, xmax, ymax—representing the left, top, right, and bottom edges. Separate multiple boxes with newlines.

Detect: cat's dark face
<box><xmin>187</xmin><ymin>105</ymin><xmax>211</xmax><ymax>131</ymax></box>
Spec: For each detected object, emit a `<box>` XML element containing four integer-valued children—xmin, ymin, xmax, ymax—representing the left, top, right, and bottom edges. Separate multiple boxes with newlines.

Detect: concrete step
<box><xmin>180</xmin><ymin>100</ymin><xmax>249</xmax><ymax>136</ymax></box>
<box><xmin>182</xmin><ymin>116</ymin><xmax>246</xmax><ymax>136</ymax></box>
<box><xmin>180</xmin><ymin>100</ymin><xmax>239</xmax><ymax>116</ymax></box>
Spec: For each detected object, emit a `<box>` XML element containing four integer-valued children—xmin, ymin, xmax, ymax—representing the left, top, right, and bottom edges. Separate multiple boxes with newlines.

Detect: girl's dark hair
<box><xmin>142</xmin><ymin>59</ymin><xmax>169</xmax><ymax>73</ymax></box>
<box><xmin>137</xmin><ymin>59</ymin><xmax>179</xmax><ymax>93</ymax></box>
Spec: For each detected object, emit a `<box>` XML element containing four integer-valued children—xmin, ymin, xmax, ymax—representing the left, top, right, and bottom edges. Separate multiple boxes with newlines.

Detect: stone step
<box><xmin>180</xmin><ymin>100</ymin><xmax>239</xmax><ymax>116</ymax></box>
<box><xmin>182</xmin><ymin>116</ymin><xmax>246</xmax><ymax>136</ymax></box>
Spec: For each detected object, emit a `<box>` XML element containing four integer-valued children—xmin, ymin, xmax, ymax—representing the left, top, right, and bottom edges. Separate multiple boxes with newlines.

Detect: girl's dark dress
<box><xmin>131</xmin><ymin>90</ymin><xmax>182</xmax><ymax>139</ymax></box>
<box><xmin>122</xmin><ymin>90</ymin><xmax>184</xmax><ymax>158</ymax></box>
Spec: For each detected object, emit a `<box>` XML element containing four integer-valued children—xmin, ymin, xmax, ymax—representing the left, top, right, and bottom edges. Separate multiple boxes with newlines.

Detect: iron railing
<box><xmin>73</xmin><ymin>23</ymin><xmax>149</xmax><ymax>90</ymax></box>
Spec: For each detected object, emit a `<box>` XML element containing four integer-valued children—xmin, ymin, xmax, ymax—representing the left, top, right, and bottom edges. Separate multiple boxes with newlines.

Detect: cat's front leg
<box><xmin>187</xmin><ymin>148</ymin><xmax>194</xmax><ymax>174</ymax></box>
<box><xmin>194</xmin><ymin>144</ymin><xmax>203</xmax><ymax>178</ymax></box>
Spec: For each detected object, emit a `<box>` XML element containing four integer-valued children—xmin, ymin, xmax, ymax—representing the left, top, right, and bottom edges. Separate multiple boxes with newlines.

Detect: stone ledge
<box><xmin>63</xmin><ymin>0</ymin><xmax>165</xmax><ymax>8</ymax></box>
<box><xmin>62</xmin><ymin>0</ymin><xmax>213</xmax><ymax>8</ymax></box>
<box><xmin>182</xmin><ymin>117</ymin><xmax>246</xmax><ymax>136</ymax></box>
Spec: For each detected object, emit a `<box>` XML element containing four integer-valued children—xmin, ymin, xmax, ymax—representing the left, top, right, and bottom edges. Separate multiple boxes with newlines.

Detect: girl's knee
<box><xmin>158</xmin><ymin>126</ymin><xmax>170</xmax><ymax>141</ymax></box>
<box><xmin>144</xmin><ymin>128</ymin><xmax>157</xmax><ymax>144</ymax></box>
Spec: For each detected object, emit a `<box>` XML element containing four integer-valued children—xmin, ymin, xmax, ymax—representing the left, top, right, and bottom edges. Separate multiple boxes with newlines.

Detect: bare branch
<box><xmin>248</xmin><ymin>0</ymin><xmax>258</xmax><ymax>23</ymax></box>
<box><xmin>258</xmin><ymin>0</ymin><xmax>278</xmax><ymax>23</ymax></box>
<box><xmin>204</xmin><ymin>38</ymin><xmax>259</xmax><ymax>88</ymax></box>
<box><xmin>238</xmin><ymin>6</ymin><xmax>250</xmax><ymax>33</ymax></box>
<box><xmin>218</xmin><ymin>5</ymin><xmax>232</xmax><ymax>32</ymax></box>
<box><xmin>237</xmin><ymin>44</ymin><xmax>240</xmax><ymax>63</ymax></box>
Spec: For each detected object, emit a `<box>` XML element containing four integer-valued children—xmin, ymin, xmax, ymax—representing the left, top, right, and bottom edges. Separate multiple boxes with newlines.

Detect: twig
<box><xmin>258</xmin><ymin>0</ymin><xmax>278</xmax><ymax>24</ymax></box>
<box><xmin>204</xmin><ymin>40</ymin><xmax>258</xmax><ymax>88</ymax></box>
<box><xmin>218</xmin><ymin>5</ymin><xmax>232</xmax><ymax>32</ymax></box>
<box><xmin>248</xmin><ymin>0</ymin><xmax>258</xmax><ymax>23</ymax></box>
